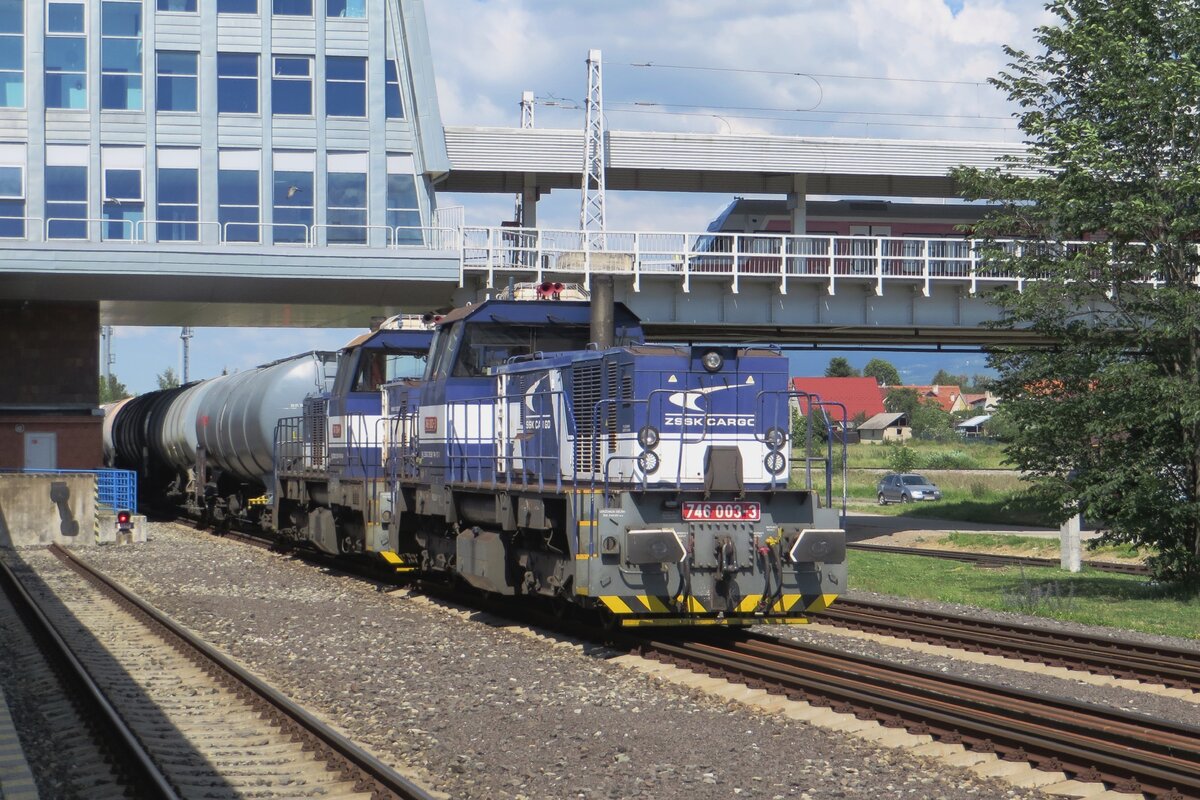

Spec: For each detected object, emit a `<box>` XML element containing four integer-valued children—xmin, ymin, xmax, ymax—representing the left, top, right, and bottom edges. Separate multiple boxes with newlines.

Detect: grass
<box><xmin>938</xmin><ymin>532</ymin><xmax>1150</xmax><ymax>561</ymax></box>
<box><xmin>836</xmin><ymin>439</ymin><xmax>1012</xmax><ymax>470</ymax></box>
<box><xmin>847</xmin><ymin>549</ymin><xmax>1200</xmax><ymax>640</ymax></box>
<box><xmin>794</xmin><ymin>466</ymin><xmax>1059</xmax><ymax>527</ymax></box>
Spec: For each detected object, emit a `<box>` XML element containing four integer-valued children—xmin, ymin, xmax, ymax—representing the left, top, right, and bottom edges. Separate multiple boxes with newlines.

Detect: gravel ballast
<box><xmin>51</xmin><ymin>522</ymin><xmax>1089</xmax><ymax>799</ymax></box>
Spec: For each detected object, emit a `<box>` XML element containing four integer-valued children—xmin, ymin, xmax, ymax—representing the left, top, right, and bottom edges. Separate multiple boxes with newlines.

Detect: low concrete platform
<box><xmin>0</xmin><ymin>474</ymin><xmax>144</xmax><ymax>548</ymax></box>
<box><xmin>0</xmin><ymin>686</ymin><xmax>39</xmax><ymax>800</ymax></box>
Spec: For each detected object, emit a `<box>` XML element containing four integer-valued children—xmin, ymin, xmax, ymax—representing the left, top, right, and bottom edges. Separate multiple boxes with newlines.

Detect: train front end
<box><xmin>496</xmin><ymin>343</ymin><xmax>846</xmax><ymax>627</ymax></box>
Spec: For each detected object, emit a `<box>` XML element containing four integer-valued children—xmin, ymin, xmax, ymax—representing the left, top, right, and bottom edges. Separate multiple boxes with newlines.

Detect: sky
<box><xmin>109</xmin><ymin>0</ymin><xmax>1052</xmax><ymax>394</ymax></box>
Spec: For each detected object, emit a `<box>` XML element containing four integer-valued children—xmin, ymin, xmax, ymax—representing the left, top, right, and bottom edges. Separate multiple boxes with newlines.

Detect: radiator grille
<box><xmin>304</xmin><ymin>396</ymin><xmax>327</xmax><ymax>469</ymax></box>
<box><xmin>573</xmin><ymin>362</ymin><xmax>603</xmax><ymax>474</ymax></box>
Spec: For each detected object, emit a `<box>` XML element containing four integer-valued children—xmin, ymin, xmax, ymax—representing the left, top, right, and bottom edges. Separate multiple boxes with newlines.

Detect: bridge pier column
<box><xmin>522</xmin><ymin>174</ymin><xmax>539</xmax><ymax>227</ymax></box>
<box><xmin>0</xmin><ymin>302</ymin><xmax>102</xmax><ymax>470</ymax></box>
<box><xmin>787</xmin><ymin>173</ymin><xmax>808</xmax><ymax>235</ymax></box>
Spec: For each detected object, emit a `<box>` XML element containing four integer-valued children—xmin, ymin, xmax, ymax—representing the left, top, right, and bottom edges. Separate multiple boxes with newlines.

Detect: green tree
<box><xmin>884</xmin><ymin>387</ymin><xmax>920</xmax><ymax>416</ymax></box>
<box><xmin>910</xmin><ymin>401</ymin><xmax>956</xmax><ymax>442</ymax></box>
<box><xmin>824</xmin><ymin>357</ymin><xmax>859</xmax><ymax>378</ymax></box>
<box><xmin>156</xmin><ymin>367</ymin><xmax>180</xmax><ymax>389</ymax></box>
<box><xmin>930</xmin><ymin>368</ymin><xmax>967</xmax><ymax>387</ymax></box>
<box><xmin>953</xmin><ymin>0</ymin><xmax>1200</xmax><ymax>581</ymax></box>
<box><xmin>99</xmin><ymin>374</ymin><xmax>130</xmax><ymax>404</ymax></box>
<box><xmin>863</xmin><ymin>358</ymin><xmax>901</xmax><ymax>387</ymax></box>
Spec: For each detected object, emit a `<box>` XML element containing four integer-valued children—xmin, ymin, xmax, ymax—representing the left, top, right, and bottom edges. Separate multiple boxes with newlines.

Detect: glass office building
<box><xmin>0</xmin><ymin>0</ymin><xmax>448</xmax><ymax>248</ymax></box>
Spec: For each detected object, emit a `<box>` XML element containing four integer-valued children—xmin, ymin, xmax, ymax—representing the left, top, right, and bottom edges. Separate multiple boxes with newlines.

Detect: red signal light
<box><xmin>117</xmin><ymin>510</ymin><xmax>132</xmax><ymax>525</ymax></box>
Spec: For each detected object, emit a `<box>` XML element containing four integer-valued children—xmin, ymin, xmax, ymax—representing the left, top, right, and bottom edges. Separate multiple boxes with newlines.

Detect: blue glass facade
<box><xmin>0</xmin><ymin>0</ymin><xmax>446</xmax><ymax>249</ymax></box>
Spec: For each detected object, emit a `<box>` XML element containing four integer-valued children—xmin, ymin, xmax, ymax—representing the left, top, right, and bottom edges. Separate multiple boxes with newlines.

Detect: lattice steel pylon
<box><xmin>580</xmin><ymin>49</ymin><xmax>606</xmax><ymax>248</ymax></box>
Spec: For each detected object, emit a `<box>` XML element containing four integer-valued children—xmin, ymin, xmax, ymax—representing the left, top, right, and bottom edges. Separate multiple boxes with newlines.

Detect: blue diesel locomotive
<box><xmin>107</xmin><ymin>288</ymin><xmax>846</xmax><ymax>627</ymax></box>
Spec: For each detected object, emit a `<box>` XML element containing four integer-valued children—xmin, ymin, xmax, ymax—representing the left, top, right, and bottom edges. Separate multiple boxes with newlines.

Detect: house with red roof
<box><xmin>791</xmin><ymin>377</ymin><xmax>887</xmax><ymax>424</ymax></box>
<box><xmin>891</xmin><ymin>385</ymin><xmax>969</xmax><ymax>413</ymax></box>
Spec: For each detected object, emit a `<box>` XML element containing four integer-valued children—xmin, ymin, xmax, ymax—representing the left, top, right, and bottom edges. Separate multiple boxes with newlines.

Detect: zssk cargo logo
<box><xmin>663</xmin><ymin>378</ymin><xmax>755</xmax><ymax>429</ymax></box>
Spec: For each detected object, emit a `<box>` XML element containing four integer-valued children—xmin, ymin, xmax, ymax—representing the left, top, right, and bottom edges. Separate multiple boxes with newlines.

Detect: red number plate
<box><xmin>681</xmin><ymin>501</ymin><xmax>761</xmax><ymax>522</ymax></box>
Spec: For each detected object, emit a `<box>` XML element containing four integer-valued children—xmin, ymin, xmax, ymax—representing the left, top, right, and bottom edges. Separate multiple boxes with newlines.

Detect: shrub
<box><xmin>970</xmin><ymin>481</ymin><xmax>989</xmax><ymax>499</ymax></box>
<box><xmin>887</xmin><ymin>445</ymin><xmax>920</xmax><ymax>473</ymax></box>
<box><xmin>923</xmin><ymin>450</ymin><xmax>980</xmax><ymax>470</ymax></box>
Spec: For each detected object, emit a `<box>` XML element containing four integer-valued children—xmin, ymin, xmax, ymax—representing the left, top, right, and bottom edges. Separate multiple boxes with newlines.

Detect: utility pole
<box><xmin>101</xmin><ymin>325</ymin><xmax>114</xmax><ymax>382</ymax></box>
<box><xmin>580</xmin><ymin>49</ymin><xmax>606</xmax><ymax>249</ymax></box>
<box><xmin>180</xmin><ymin>326</ymin><xmax>194</xmax><ymax>383</ymax></box>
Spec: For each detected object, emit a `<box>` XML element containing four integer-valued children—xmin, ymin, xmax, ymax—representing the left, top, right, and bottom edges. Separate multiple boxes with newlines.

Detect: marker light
<box><xmin>637</xmin><ymin>425</ymin><xmax>660</xmax><ymax>449</ymax></box>
<box><xmin>701</xmin><ymin>351</ymin><xmax>723</xmax><ymax>372</ymax></box>
<box><xmin>117</xmin><ymin>510</ymin><xmax>132</xmax><ymax>525</ymax></box>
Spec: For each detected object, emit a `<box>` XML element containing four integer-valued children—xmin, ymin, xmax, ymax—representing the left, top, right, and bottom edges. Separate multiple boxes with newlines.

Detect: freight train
<box><xmin>105</xmin><ymin>286</ymin><xmax>846</xmax><ymax>627</ymax></box>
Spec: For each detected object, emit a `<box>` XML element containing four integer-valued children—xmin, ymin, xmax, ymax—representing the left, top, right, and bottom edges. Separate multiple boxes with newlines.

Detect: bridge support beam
<box><xmin>787</xmin><ymin>173</ymin><xmax>808</xmax><ymax>235</ymax></box>
<box><xmin>0</xmin><ymin>301</ymin><xmax>102</xmax><ymax>470</ymax></box>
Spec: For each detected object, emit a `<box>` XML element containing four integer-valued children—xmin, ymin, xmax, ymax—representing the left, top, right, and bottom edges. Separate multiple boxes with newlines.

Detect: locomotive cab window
<box><xmin>451</xmin><ymin>323</ymin><xmax>592</xmax><ymax>377</ymax></box>
<box><xmin>351</xmin><ymin>349</ymin><xmax>427</xmax><ymax>391</ymax></box>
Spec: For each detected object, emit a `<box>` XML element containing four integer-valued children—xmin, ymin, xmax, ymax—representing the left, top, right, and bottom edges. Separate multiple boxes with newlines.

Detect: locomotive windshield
<box><xmin>451</xmin><ymin>323</ymin><xmax>593</xmax><ymax>377</ymax></box>
<box><xmin>351</xmin><ymin>349</ymin><xmax>428</xmax><ymax>392</ymax></box>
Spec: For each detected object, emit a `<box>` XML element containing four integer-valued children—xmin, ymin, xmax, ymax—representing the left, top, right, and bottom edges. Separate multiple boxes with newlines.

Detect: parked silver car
<box><xmin>877</xmin><ymin>472</ymin><xmax>942</xmax><ymax>504</ymax></box>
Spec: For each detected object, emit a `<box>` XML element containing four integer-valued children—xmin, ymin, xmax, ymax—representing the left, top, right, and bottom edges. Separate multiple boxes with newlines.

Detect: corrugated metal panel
<box><xmin>272</xmin><ymin>118</ymin><xmax>318</xmax><ymax>149</ymax></box>
<box><xmin>443</xmin><ymin>126</ymin><xmax>1034</xmax><ymax>178</ymax></box>
<box><xmin>325</xmin><ymin>119</ymin><xmax>371</xmax><ymax>148</ymax></box>
<box><xmin>217</xmin><ymin>18</ymin><xmax>263</xmax><ymax>49</ymax></box>
<box><xmin>325</xmin><ymin>19</ymin><xmax>370</xmax><ymax>53</ymax></box>
<box><xmin>99</xmin><ymin>113</ymin><xmax>148</xmax><ymax>141</ymax></box>
<box><xmin>155</xmin><ymin>17</ymin><xmax>203</xmax><ymax>46</ymax></box>
<box><xmin>44</xmin><ymin>114</ymin><xmax>91</xmax><ymax>140</ymax></box>
<box><xmin>0</xmin><ymin>111</ymin><xmax>28</xmax><ymax>135</ymax></box>
<box><xmin>272</xmin><ymin>18</ymin><xmax>318</xmax><ymax>52</ymax></box>
<box><xmin>156</xmin><ymin>116</ymin><xmax>204</xmax><ymax>144</ymax></box>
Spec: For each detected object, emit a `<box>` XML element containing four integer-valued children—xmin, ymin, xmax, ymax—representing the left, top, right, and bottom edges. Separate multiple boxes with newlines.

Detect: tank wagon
<box><xmin>106</xmin><ymin>292</ymin><xmax>846</xmax><ymax>627</ymax></box>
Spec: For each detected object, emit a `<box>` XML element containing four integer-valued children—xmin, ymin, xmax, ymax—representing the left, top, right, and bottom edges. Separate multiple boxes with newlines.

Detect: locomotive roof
<box><xmin>342</xmin><ymin>328</ymin><xmax>435</xmax><ymax>351</ymax></box>
<box><xmin>435</xmin><ymin>298</ymin><xmax>641</xmax><ymax>329</ymax></box>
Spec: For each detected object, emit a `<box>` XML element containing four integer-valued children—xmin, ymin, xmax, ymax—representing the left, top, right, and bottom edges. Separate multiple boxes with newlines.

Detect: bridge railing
<box><xmin>459</xmin><ymin>225</ymin><xmax>1050</xmax><ymax>294</ymax></box>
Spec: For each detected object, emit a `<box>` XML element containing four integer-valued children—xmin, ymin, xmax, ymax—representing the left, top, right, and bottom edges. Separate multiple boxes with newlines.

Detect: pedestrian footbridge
<box><xmin>458</xmin><ymin>226</ymin><xmax>1037</xmax><ymax>346</ymax></box>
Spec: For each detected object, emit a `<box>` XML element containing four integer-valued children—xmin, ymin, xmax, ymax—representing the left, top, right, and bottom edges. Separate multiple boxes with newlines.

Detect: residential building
<box><xmin>790</xmin><ymin>377</ymin><xmax>886</xmax><ymax>426</ymax></box>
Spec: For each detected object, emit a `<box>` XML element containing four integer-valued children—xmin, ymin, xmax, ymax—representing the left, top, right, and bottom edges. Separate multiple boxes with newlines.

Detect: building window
<box><xmin>272</xmin><ymin>168</ymin><xmax>312</xmax><ymax>243</ymax></box>
<box><xmin>327</xmin><ymin>170</ymin><xmax>366</xmax><ymax>244</ymax></box>
<box><xmin>0</xmin><ymin>164</ymin><xmax>25</xmax><ymax>238</ymax></box>
<box><xmin>45</xmin><ymin>1</ymin><xmax>87</xmax><ymax>109</ymax></box>
<box><xmin>102</xmin><ymin>164</ymin><xmax>144</xmax><ymax>240</ymax></box>
<box><xmin>272</xmin><ymin>56</ymin><xmax>311</xmax><ymax>115</ymax></box>
<box><xmin>325</xmin><ymin>56</ymin><xmax>365</xmax><ymax>118</ymax></box>
<box><xmin>100</xmin><ymin>0</ymin><xmax>143</xmax><ymax>111</ymax></box>
<box><xmin>218</xmin><ymin>168</ymin><xmax>260</xmax><ymax>242</ymax></box>
<box><xmin>385</xmin><ymin>59</ymin><xmax>404</xmax><ymax>120</ymax></box>
<box><xmin>217</xmin><ymin>0</ymin><xmax>257</xmax><ymax>12</ymax></box>
<box><xmin>157</xmin><ymin>51</ymin><xmax>197</xmax><ymax>111</ymax></box>
<box><xmin>387</xmin><ymin>173</ymin><xmax>421</xmax><ymax>245</ymax></box>
<box><xmin>326</xmin><ymin>0</ymin><xmax>364</xmax><ymax>18</ymax></box>
<box><xmin>157</xmin><ymin>166</ymin><xmax>198</xmax><ymax>241</ymax></box>
<box><xmin>218</xmin><ymin>53</ymin><xmax>258</xmax><ymax>113</ymax></box>
<box><xmin>157</xmin><ymin>0</ymin><xmax>197</xmax><ymax>10</ymax></box>
<box><xmin>0</xmin><ymin>0</ymin><xmax>23</xmax><ymax>108</ymax></box>
<box><xmin>46</xmin><ymin>165</ymin><xmax>88</xmax><ymax>239</ymax></box>
<box><xmin>273</xmin><ymin>0</ymin><xmax>311</xmax><ymax>15</ymax></box>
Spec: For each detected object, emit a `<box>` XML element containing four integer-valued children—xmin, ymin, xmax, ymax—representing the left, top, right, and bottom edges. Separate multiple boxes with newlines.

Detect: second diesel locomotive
<box><xmin>108</xmin><ymin>287</ymin><xmax>847</xmax><ymax>627</ymax></box>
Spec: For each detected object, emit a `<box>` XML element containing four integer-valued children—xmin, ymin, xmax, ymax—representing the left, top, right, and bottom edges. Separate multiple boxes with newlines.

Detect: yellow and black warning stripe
<box><xmin>379</xmin><ymin>550</ymin><xmax>417</xmax><ymax>573</ymax></box>
<box><xmin>598</xmin><ymin>592</ymin><xmax>839</xmax><ymax>627</ymax></box>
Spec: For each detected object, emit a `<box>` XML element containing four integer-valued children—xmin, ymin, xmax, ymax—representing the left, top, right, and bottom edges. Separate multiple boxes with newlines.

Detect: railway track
<box><xmin>0</xmin><ymin>545</ymin><xmax>433</xmax><ymax>800</ymax></box>
<box><xmin>815</xmin><ymin>597</ymin><xmax>1200</xmax><ymax>691</ymax></box>
<box><xmin>636</xmin><ymin>632</ymin><xmax>1200</xmax><ymax>799</ymax></box>
<box><xmin>847</xmin><ymin>541</ymin><xmax>1152</xmax><ymax>575</ymax></box>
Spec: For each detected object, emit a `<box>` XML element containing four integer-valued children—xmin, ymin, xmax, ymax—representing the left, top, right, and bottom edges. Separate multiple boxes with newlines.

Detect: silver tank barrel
<box><xmin>193</xmin><ymin>351</ymin><xmax>337</xmax><ymax>488</ymax></box>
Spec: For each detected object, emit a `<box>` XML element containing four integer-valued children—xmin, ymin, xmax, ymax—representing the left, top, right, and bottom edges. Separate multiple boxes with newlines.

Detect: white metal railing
<box><xmin>3</xmin><ymin>218</ymin><xmax>458</xmax><ymax>250</ymax></box>
<box><xmin>459</xmin><ymin>225</ymin><xmax>1059</xmax><ymax>295</ymax></box>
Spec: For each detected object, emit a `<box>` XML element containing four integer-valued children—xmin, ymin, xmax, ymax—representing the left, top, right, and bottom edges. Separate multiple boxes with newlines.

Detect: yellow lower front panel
<box><xmin>598</xmin><ymin>593</ymin><xmax>839</xmax><ymax>626</ymax></box>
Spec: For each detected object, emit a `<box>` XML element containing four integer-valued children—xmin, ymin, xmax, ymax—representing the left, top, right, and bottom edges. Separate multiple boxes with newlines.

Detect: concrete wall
<box><xmin>0</xmin><ymin>473</ymin><xmax>97</xmax><ymax>548</ymax></box>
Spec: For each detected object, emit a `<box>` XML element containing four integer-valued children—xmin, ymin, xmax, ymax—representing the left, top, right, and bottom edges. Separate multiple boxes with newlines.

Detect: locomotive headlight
<box><xmin>637</xmin><ymin>425</ymin><xmax>660</xmax><ymax>449</ymax></box>
<box><xmin>701</xmin><ymin>351</ymin><xmax>723</xmax><ymax>372</ymax></box>
<box><xmin>764</xmin><ymin>451</ymin><xmax>787</xmax><ymax>475</ymax></box>
<box><xmin>764</xmin><ymin>427</ymin><xmax>786</xmax><ymax>451</ymax></box>
<box><xmin>638</xmin><ymin>450</ymin><xmax>660</xmax><ymax>474</ymax></box>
